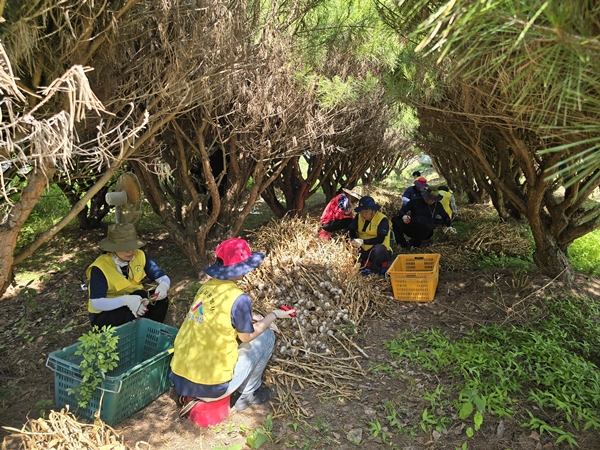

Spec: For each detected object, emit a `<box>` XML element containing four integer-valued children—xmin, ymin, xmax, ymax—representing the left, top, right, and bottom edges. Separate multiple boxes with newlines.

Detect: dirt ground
<box><xmin>2</xmin><ymin>207</ymin><xmax>600</xmax><ymax>450</ymax></box>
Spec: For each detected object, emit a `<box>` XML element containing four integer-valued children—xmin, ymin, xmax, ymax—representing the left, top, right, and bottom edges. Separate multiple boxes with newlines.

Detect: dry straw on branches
<box><xmin>1</xmin><ymin>408</ymin><xmax>149</xmax><ymax>450</ymax></box>
<box><xmin>464</xmin><ymin>222</ymin><xmax>532</xmax><ymax>257</ymax></box>
<box><xmin>242</xmin><ymin>216</ymin><xmax>393</xmax><ymax>417</ymax></box>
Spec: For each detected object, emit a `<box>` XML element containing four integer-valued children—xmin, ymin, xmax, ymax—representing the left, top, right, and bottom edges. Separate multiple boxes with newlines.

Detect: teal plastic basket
<box><xmin>46</xmin><ymin>318</ymin><xmax>178</xmax><ymax>426</ymax></box>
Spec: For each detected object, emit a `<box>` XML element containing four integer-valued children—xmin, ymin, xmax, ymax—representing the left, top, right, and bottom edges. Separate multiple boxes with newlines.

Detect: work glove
<box><xmin>271</xmin><ymin>308</ymin><xmax>296</xmax><ymax>319</ymax></box>
<box><xmin>153</xmin><ymin>282</ymin><xmax>169</xmax><ymax>301</ymax></box>
<box><xmin>402</xmin><ymin>215</ymin><xmax>411</xmax><ymax>224</ymax></box>
<box><xmin>123</xmin><ymin>295</ymin><xmax>147</xmax><ymax>317</ymax></box>
<box><xmin>444</xmin><ymin>226</ymin><xmax>457</xmax><ymax>235</ymax></box>
<box><xmin>350</xmin><ymin>238</ymin><xmax>364</xmax><ymax>248</ymax></box>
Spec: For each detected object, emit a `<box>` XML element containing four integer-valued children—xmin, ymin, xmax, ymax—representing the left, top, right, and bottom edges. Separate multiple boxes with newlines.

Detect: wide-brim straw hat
<box><xmin>342</xmin><ymin>186</ymin><xmax>364</xmax><ymax>200</ymax></box>
<box><xmin>204</xmin><ymin>238</ymin><xmax>265</xmax><ymax>280</ymax></box>
<box><xmin>99</xmin><ymin>224</ymin><xmax>146</xmax><ymax>252</ymax></box>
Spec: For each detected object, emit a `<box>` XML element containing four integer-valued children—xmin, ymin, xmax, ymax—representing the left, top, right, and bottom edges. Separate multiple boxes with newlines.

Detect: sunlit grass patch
<box><xmin>569</xmin><ymin>229</ymin><xmax>600</xmax><ymax>276</ymax></box>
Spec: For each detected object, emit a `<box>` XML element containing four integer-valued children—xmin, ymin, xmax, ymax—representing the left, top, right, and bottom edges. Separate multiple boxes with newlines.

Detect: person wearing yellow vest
<box><xmin>347</xmin><ymin>196</ymin><xmax>393</xmax><ymax>276</ymax></box>
<box><xmin>86</xmin><ymin>223</ymin><xmax>171</xmax><ymax>328</ymax></box>
<box><xmin>169</xmin><ymin>238</ymin><xmax>296</xmax><ymax>413</ymax></box>
<box><xmin>434</xmin><ymin>185</ymin><xmax>458</xmax><ymax>224</ymax></box>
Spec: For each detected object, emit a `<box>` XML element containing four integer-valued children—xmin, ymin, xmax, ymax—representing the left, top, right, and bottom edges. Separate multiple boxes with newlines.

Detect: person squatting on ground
<box><xmin>319</xmin><ymin>186</ymin><xmax>364</xmax><ymax>240</ymax></box>
<box><xmin>169</xmin><ymin>238</ymin><xmax>296</xmax><ymax>413</ymax></box>
<box><xmin>86</xmin><ymin>223</ymin><xmax>170</xmax><ymax>328</ymax></box>
<box><xmin>402</xmin><ymin>177</ymin><xmax>428</xmax><ymax>206</ymax></box>
<box><xmin>347</xmin><ymin>196</ymin><xmax>393</xmax><ymax>276</ymax></box>
<box><xmin>392</xmin><ymin>187</ymin><xmax>455</xmax><ymax>249</ymax></box>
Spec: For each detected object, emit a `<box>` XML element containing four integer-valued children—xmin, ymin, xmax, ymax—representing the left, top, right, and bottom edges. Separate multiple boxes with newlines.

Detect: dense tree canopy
<box><xmin>376</xmin><ymin>0</ymin><xmax>600</xmax><ymax>280</ymax></box>
<box><xmin>1</xmin><ymin>0</ymin><xmax>598</xmax><ymax>292</ymax></box>
<box><xmin>0</xmin><ymin>0</ymin><xmax>408</xmax><ymax>293</ymax></box>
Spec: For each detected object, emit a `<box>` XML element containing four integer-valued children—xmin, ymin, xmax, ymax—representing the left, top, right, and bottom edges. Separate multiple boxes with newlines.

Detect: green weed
<box><xmin>34</xmin><ymin>399</ymin><xmax>53</xmax><ymax>419</ymax></box>
<box><xmin>474</xmin><ymin>252</ymin><xmax>533</xmax><ymax>270</ymax></box>
<box><xmin>18</xmin><ymin>281</ymin><xmax>38</xmax><ymax>313</ymax></box>
<box><xmin>383</xmin><ymin>293</ymin><xmax>600</xmax><ymax>446</ymax></box>
<box><xmin>246</xmin><ymin>413</ymin><xmax>273</xmax><ymax>449</ymax></box>
<box><xmin>66</xmin><ymin>325</ymin><xmax>119</xmax><ymax>409</ymax></box>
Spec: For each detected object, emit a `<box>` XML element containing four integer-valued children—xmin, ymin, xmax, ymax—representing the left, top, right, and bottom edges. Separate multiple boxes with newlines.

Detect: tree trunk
<box><xmin>0</xmin><ymin>167</ymin><xmax>56</xmax><ymax>297</ymax></box>
<box><xmin>532</xmin><ymin>231</ymin><xmax>574</xmax><ymax>282</ymax></box>
<box><xmin>261</xmin><ymin>184</ymin><xmax>287</xmax><ymax>218</ymax></box>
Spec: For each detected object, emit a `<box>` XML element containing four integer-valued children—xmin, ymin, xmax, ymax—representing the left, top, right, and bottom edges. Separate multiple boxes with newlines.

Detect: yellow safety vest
<box><xmin>439</xmin><ymin>190</ymin><xmax>453</xmax><ymax>219</ymax></box>
<box><xmin>86</xmin><ymin>251</ymin><xmax>146</xmax><ymax>313</ymax></box>
<box><xmin>170</xmin><ymin>278</ymin><xmax>241</xmax><ymax>385</ymax></box>
<box><xmin>357</xmin><ymin>211</ymin><xmax>392</xmax><ymax>252</ymax></box>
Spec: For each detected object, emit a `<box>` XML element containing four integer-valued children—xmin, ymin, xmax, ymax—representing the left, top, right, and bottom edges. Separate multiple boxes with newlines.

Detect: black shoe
<box><xmin>397</xmin><ymin>240</ymin><xmax>409</xmax><ymax>249</ymax></box>
<box><xmin>232</xmin><ymin>386</ymin><xmax>272</xmax><ymax>411</ymax></box>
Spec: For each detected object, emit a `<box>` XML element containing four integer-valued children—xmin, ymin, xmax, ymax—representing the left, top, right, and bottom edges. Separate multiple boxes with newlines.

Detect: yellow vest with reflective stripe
<box><xmin>357</xmin><ymin>211</ymin><xmax>392</xmax><ymax>252</ymax></box>
<box><xmin>439</xmin><ymin>190</ymin><xmax>453</xmax><ymax>218</ymax></box>
<box><xmin>170</xmin><ymin>278</ymin><xmax>241</xmax><ymax>385</ymax></box>
<box><xmin>86</xmin><ymin>251</ymin><xmax>146</xmax><ymax>313</ymax></box>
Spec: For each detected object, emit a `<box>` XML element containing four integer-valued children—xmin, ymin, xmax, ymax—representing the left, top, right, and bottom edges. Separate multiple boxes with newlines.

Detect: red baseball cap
<box><xmin>414</xmin><ymin>177</ymin><xmax>428</xmax><ymax>189</ymax></box>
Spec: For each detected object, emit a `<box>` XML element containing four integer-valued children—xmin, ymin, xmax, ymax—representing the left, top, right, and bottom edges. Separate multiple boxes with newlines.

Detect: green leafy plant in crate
<box><xmin>66</xmin><ymin>325</ymin><xmax>119</xmax><ymax>409</ymax></box>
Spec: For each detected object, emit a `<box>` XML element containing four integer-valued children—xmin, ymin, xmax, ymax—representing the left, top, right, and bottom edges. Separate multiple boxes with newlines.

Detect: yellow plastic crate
<box><xmin>388</xmin><ymin>254</ymin><xmax>440</xmax><ymax>302</ymax></box>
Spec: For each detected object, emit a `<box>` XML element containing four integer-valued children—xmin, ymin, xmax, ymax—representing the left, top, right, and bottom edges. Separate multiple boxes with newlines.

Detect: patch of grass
<box><xmin>473</xmin><ymin>252</ymin><xmax>533</xmax><ymax>270</ymax></box>
<box><xmin>568</xmin><ymin>228</ymin><xmax>600</xmax><ymax>276</ymax></box>
<box><xmin>383</xmin><ymin>293</ymin><xmax>600</xmax><ymax>447</ymax></box>
<box><xmin>16</xmin><ymin>185</ymin><xmax>72</xmax><ymax>251</ymax></box>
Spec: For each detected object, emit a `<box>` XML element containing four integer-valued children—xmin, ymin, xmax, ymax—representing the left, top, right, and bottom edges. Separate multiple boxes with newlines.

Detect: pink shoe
<box><xmin>318</xmin><ymin>229</ymin><xmax>332</xmax><ymax>240</ymax></box>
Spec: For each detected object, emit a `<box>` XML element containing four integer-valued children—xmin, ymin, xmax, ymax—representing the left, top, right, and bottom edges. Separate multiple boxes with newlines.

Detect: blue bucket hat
<box><xmin>354</xmin><ymin>196</ymin><xmax>381</xmax><ymax>213</ymax></box>
<box><xmin>204</xmin><ymin>238</ymin><xmax>265</xmax><ymax>280</ymax></box>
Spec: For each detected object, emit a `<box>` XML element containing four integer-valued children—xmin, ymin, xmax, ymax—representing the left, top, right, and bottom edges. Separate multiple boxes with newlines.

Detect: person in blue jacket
<box><xmin>401</xmin><ymin>177</ymin><xmax>428</xmax><ymax>206</ymax></box>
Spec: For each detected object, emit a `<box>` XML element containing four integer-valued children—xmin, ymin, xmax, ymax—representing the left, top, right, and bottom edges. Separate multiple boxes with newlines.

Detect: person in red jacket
<box><xmin>318</xmin><ymin>186</ymin><xmax>364</xmax><ymax>240</ymax></box>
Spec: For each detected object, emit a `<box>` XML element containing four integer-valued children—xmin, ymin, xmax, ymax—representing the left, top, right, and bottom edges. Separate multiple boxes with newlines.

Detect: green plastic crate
<box><xmin>46</xmin><ymin>318</ymin><xmax>178</xmax><ymax>426</ymax></box>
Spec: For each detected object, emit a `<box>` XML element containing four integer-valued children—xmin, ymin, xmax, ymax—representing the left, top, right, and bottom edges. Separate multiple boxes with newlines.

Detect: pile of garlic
<box><xmin>251</xmin><ymin>267</ymin><xmax>357</xmax><ymax>358</ymax></box>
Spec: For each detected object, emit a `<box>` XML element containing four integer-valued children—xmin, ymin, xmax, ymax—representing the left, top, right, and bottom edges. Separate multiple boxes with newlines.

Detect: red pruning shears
<box><xmin>281</xmin><ymin>305</ymin><xmax>297</xmax><ymax>317</ymax></box>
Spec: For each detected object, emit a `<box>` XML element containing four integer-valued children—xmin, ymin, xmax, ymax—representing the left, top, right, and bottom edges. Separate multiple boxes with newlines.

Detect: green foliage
<box><xmin>383</xmin><ymin>294</ymin><xmax>600</xmax><ymax>446</ymax></box>
<box><xmin>246</xmin><ymin>413</ymin><xmax>274</xmax><ymax>449</ymax></box>
<box><xmin>17</xmin><ymin>184</ymin><xmax>71</xmax><ymax>251</ymax></box>
<box><xmin>297</xmin><ymin>0</ymin><xmax>400</xmax><ymax>70</ymax></box>
<box><xmin>66</xmin><ymin>326</ymin><xmax>119</xmax><ymax>409</ymax></box>
<box><xmin>34</xmin><ymin>399</ymin><xmax>53</xmax><ymax>419</ymax></box>
<box><xmin>18</xmin><ymin>280</ymin><xmax>38</xmax><ymax>312</ymax></box>
<box><xmin>568</xmin><ymin>228</ymin><xmax>600</xmax><ymax>276</ymax></box>
<box><xmin>474</xmin><ymin>252</ymin><xmax>533</xmax><ymax>270</ymax></box>
<box><xmin>316</xmin><ymin>72</ymin><xmax>381</xmax><ymax>108</ymax></box>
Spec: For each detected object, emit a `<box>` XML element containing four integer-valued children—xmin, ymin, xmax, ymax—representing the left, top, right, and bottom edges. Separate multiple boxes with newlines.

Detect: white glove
<box><xmin>350</xmin><ymin>238</ymin><xmax>364</xmax><ymax>248</ymax></box>
<box><xmin>271</xmin><ymin>308</ymin><xmax>296</xmax><ymax>319</ymax></box>
<box><xmin>123</xmin><ymin>295</ymin><xmax>147</xmax><ymax>317</ymax></box>
<box><xmin>154</xmin><ymin>282</ymin><xmax>169</xmax><ymax>301</ymax></box>
<box><xmin>444</xmin><ymin>226</ymin><xmax>457</xmax><ymax>234</ymax></box>
<box><xmin>402</xmin><ymin>215</ymin><xmax>411</xmax><ymax>224</ymax></box>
